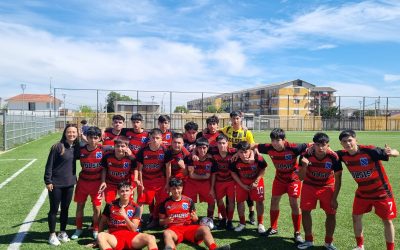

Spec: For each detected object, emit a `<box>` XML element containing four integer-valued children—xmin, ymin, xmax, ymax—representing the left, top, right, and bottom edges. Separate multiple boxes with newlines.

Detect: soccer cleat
<box><xmin>234</xmin><ymin>223</ymin><xmax>246</xmax><ymax>232</ymax></box>
<box><xmin>57</xmin><ymin>231</ymin><xmax>70</xmax><ymax>243</ymax></box>
<box><xmin>218</xmin><ymin>219</ymin><xmax>227</xmax><ymax>229</ymax></box>
<box><xmin>146</xmin><ymin>219</ymin><xmax>159</xmax><ymax>229</ymax></box>
<box><xmin>215</xmin><ymin>244</ymin><xmax>231</xmax><ymax>250</ymax></box>
<box><xmin>324</xmin><ymin>243</ymin><xmax>337</xmax><ymax>250</ymax></box>
<box><xmin>226</xmin><ymin>220</ymin><xmax>234</xmax><ymax>231</ymax></box>
<box><xmin>294</xmin><ymin>232</ymin><xmax>305</xmax><ymax>244</ymax></box>
<box><xmin>71</xmin><ymin>229</ymin><xmax>82</xmax><ymax>240</ymax></box>
<box><xmin>164</xmin><ymin>246</ymin><xmax>173</xmax><ymax>250</ymax></box>
<box><xmin>264</xmin><ymin>227</ymin><xmax>278</xmax><ymax>237</ymax></box>
<box><xmin>48</xmin><ymin>234</ymin><xmax>61</xmax><ymax>246</ymax></box>
<box><xmin>248</xmin><ymin>212</ymin><xmax>256</xmax><ymax>225</ymax></box>
<box><xmin>258</xmin><ymin>224</ymin><xmax>266</xmax><ymax>234</ymax></box>
<box><xmin>352</xmin><ymin>246</ymin><xmax>364</xmax><ymax>250</ymax></box>
<box><xmin>92</xmin><ymin>231</ymin><xmax>98</xmax><ymax>240</ymax></box>
<box><xmin>297</xmin><ymin>241</ymin><xmax>313</xmax><ymax>249</ymax></box>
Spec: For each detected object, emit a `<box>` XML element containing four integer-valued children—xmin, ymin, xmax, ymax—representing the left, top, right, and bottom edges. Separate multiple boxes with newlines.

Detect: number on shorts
<box><xmin>388</xmin><ymin>201</ymin><xmax>393</xmax><ymax>211</ymax></box>
<box><xmin>97</xmin><ymin>193</ymin><xmax>103</xmax><ymax>200</ymax></box>
<box><xmin>257</xmin><ymin>186</ymin><xmax>264</xmax><ymax>195</ymax></box>
<box><xmin>293</xmin><ymin>184</ymin><xmax>299</xmax><ymax>193</ymax></box>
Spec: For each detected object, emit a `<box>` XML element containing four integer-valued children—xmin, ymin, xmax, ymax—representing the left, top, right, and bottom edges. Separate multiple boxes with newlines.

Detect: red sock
<box><xmin>239</xmin><ymin>215</ymin><xmax>245</xmax><ymax>224</ymax></box>
<box><xmin>105</xmin><ymin>248</ymin><xmax>113</xmax><ymax>250</ymax></box>
<box><xmin>292</xmin><ymin>213</ymin><xmax>301</xmax><ymax>233</ymax></box>
<box><xmin>150</xmin><ymin>248</ymin><xmax>158</xmax><ymax>250</ymax></box>
<box><xmin>305</xmin><ymin>234</ymin><xmax>313</xmax><ymax>242</ymax></box>
<box><xmin>386</xmin><ymin>242</ymin><xmax>394</xmax><ymax>250</ymax></box>
<box><xmin>270</xmin><ymin>210</ymin><xmax>279</xmax><ymax>229</ymax></box>
<box><xmin>257</xmin><ymin>215</ymin><xmax>264</xmax><ymax>225</ymax></box>
<box><xmin>217</xmin><ymin>204</ymin><xmax>227</xmax><ymax>218</ymax></box>
<box><xmin>227</xmin><ymin>210</ymin><xmax>234</xmax><ymax>220</ymax></box>
<box><xmin>209</xmin><ymin>243</ymin><xmax>217</xmax><ymax>250</ymax></box>
<box><xmin>76</xmin><ymin>216</ymin><xmax>83</xmax><ymax>229</ymax></box>
<box><xmin>356</xmin><ymin>236</ymin><xmax>364</xmax><ymax>247</ymax></box>
<box><xmin>325</xmin><ymin>236</ymin><xmax>333</xmax><ymax>244</ymax></box>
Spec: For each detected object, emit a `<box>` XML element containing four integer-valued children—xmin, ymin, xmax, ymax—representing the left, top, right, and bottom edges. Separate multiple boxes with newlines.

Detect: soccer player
<box><xmin>103</xmin><ymin>115</ymin><xmax>127</xmax><ymax>147</ymax></box>
<box><xmin>159</xmin><ymin>178</ymin><xmax>230</xmax><ymax>250</ymax></box>
<box><xmin>337</xmin><ymin>129</ymin><xmax>399</xmax><ymax>250</ymax></box>
<box><xmin>197</xmin><ymin>115</ymin><xmax>221</xmax><ymax>154</ymax></box>
<box><xmin>255</xmin><ymin>128</ymin><xmax>307</xmax><ymax>243</ymax></box>
<box><xmin>98</xmin><ymin>138</ymin><xmax>135</xmax><ymax>204</ymax></box>
<box><xmin>183</xmin><ymin>121</ymin><xmax>198</xmax><ymax>152</ymax></box>
<box><xmin>210</xmin><ymin>134</ymin><xmax>236</xmax><ymax>230</ymax></box>
<box><xmin>297</xmin><ymin>132</ymin><xmax>342</xmax><ymax>250</ymax></box>
<box><xmin>229</xmin><ymin>141</ymin><xmax>267</xmax><ymax>233</ymax></box>
<box><xmin>135</xmin><ymin>128</ymin><xmax>169</xmax><ymax>228</ymax></box>
<box><xmin>125</xmin><ymin>113</ymin><xmax>149</xmax><ymax>156</ymax></box>
<box><xmin>165</xmin><ymin>133</ymin><xmax>191</xmax><ymax>186</ymax></box>
<box><xmin>158</xmin><ymin>115</ymin><xmax>173</xmax><ymax>147</ymax></box>
<box><xmin>97</xmin><ymin>181</ymin><xmax>158</xmax><ymax>250</ymax></box>
<box><xmin>184</xmin><ymin>137</ymin><xmax>216</xmax><ymax>220</ymax></box>
<box><xmin>72</xmin><ymin>126</ymin><xmax>104</xmax><ymax>240</ymax></box>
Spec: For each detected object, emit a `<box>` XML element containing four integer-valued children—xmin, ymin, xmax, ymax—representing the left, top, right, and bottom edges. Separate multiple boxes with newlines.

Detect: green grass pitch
<box><xmin>0</xmin><ymin>131</ymin><xmax>399</xmax><ymax>249</ymax></box>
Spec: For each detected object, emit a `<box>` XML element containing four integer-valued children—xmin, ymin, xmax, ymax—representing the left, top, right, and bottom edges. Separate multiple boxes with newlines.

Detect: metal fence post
<box><xmin>2</xmin><ymin>112</ymin><xmax>6</xmax><ymax>150</ymax></box>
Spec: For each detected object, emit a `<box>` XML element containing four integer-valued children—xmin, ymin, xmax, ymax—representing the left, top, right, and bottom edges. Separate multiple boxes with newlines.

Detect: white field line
<box><xmin>0</xmin><ymin>159</ymin><xmax>37</xmax><ymax>189</ymax></box>
<box><xmin>0</xmin><ymin>159</ymin><xmax>35</xmax><ymax>161</ymax></box>
<box><xmin>7</xmin><ymin>188</ymin><xmax>48</xmax><ymax>250</ymax></box>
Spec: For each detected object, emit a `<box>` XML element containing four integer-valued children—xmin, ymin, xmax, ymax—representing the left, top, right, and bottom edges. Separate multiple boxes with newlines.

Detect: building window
<box><xmin>293</xmin><ymin>99</ymin><xmax>300</xmax><ymax>104</ymax></box>
<box><xmin>28</xmin><ymin>102</ymin><xmax>36</xmax><ymax>111</ymax></box>
<box><xmin>294</xmin><ymin>109</ymin><xmax>299</xmax><ymax>115</ymax></box>
<box><xmin>46</xmin><ymin>102</ymin><xmax>50</xmax><ymax>109</ymax></box>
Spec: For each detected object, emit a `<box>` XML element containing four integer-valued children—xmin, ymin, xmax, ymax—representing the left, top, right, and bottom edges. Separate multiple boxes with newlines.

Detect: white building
<box><xmin>6</xmin><ymin>94</ymin><xmax>62</xmax><ymax>115</ymax></box>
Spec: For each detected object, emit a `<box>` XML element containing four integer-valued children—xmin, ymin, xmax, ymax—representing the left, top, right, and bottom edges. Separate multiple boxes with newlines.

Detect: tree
<box><xmin>174</xmin><ymin>105</ymin><xmax>188</xmax><ymax>113</ymax></box>
<box><xmin>205</xmin><ymin>105</ymin><xmax>217</xmax><ymax>113</ymax></box>
<box><xmin>79</xmin><ymin>105</ymin><xmax>93</xmax><ymax>113</ymax></box>
<box><xmin>320</xmin><ymin>106</ymin><xmax>339</xmax><ymax>118</ymax></box>
<box><xmin>105</xmin><ymin>91</ymin><xmax>134</xmax><ymax>112</ymax></box>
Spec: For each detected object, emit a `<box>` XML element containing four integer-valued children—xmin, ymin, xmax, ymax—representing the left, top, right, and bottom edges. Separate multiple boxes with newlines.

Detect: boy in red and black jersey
<box><xmin>210</xmin><ymin>134</ymin><xmax>236</xmax><ymax>230</ymax></box>
<box><xmin>165</xmin><ymin>133</ymin><xmax>191</xmax><ymax>185</ymax></box>
<box><xmin>135</xmin><ymin>128</ymin><xmax>169</xmax><ymax>228</ymax></box>
<box><xmin>183</xmin><ymin>121</ymin><xmax>198</xmax><ymax>152</ymax></box>
<box><xmin>99</xmin><ymin>138</ymin><xmax>135</xmax><ymax>204</ymax></box>
<box><xmin>183</xmin><ymin>137</ymin><xmax>216</xmax><ymax>220</ymax></box>
<box><xmin>229</xmin><ymin>141</ymin><xmax>267</xmax><ymax>233</ymax></box>
<box><xmin>298</xmin><ymin>133</ymin><xmax>342</xmax><ymax>250</ymax></box>
<box><xmin>125</xmin><ymin>113</ymin><xmax>149</xmax><ymax>157</ymax></box>
<box><xmin>72</xmin><ymin>126</ymin><xmax>104</xmax><ymax>240</ymax></box>
<box><xmin>196</xmin><ymin>115</ymin><xmax>220</xmax><ymax>155</ymax></box>
<box><xmin>255</xmin><ymin>128</ymin><xmax>308</xmax><ymax>242</ymax></box>
<box><xmin>337</xmin><ymin>129</ymin><xmax>399</xmax><ymax>250</ymax></box>
<box><xmin>159</xmin><ymin>178</ymin><xmax>230</xmax><ymax>250</ymax></box>
<box><xmin>158</xmin><ymin>115</ymin><xmax>174</xmax><ymax>147</ymax></box>
<box><xmin>97</xmin><ymin>181</ymin><xmax>158</xmax><ymax>250</ymax></box>
<box><xmin>102</xmin><ymin>115</ymin><xmax>128</xmax><ymax>147</ymax></box>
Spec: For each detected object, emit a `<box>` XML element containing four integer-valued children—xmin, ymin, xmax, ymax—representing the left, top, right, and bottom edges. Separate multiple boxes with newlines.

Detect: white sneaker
<box><xmin>234</xmin><ymin>223</ymin><xmax>245</xmax><ymax>232</ymax></box>
<box><xmin>353</xmin><ymin>246</ymin><xmax>364</xmax><ymax>250</ymax></box>
<box><xmin>324</xmin><ymin>243</ymin><xmax>337</xmax><ymax>250</ymax></box>
<box><xmin>258</xmin><ymin>224</ymin><xmax>266</xmax><ymax>233</ymax></box>
<box><xmin>93</xmin><ymin>231</ymin><xmax>98</xmax><ymax>240</ymax></box>
<box><xmin>48</xmin><ymin>234</ymin><xmax>61</xmax><ymax>246</ymax></box>
<box><xmin>294</xmin><ymin>232</ymin><xmax>305</xmax><ymax>244</ymax></box>
<box><xmin>71</xmin><ymin>229</ymin><xmax>82</xmax><ymax>240</ymax></box>
<box><xmin>57</xmin><ymin>231</ymin><xmax>70</xmax><ymax>243</ymax></box>
<box><xmin>297</xmin><ymin>241</ymin><xmax>313</xmax><ymax>249</ymax></box>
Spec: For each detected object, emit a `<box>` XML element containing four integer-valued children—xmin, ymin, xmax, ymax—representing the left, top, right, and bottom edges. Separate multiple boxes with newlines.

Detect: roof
<box><xmin>6</xmin><ymin>94</ymin><xmax>62</xmax><ymax>103</ymax></box>
<box><xmin>311</xmin><ymin>87</ymin><xmax>336</xmax><ymax>92</ymax></box>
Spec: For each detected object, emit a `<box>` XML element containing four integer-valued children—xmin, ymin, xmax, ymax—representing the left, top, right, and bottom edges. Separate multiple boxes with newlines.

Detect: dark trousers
<box><xmin>48</xmin><ymin>186</ymin><xmax>74</xmax><ymax>233</ymax></box>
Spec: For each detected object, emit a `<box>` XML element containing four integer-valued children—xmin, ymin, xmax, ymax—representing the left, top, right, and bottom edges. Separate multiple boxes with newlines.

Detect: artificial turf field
<box><xmin>0</xmin><ymin>131</ymin><xmax>399</xmax><ymax>250</ymax></box>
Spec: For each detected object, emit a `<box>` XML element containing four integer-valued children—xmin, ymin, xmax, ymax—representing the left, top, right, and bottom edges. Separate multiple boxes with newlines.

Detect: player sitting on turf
<box><xmin>165</xmin><ymin>133</ymin><xmax>191</xmax><ymax>187</ymax></box>
<box><xmin>183</xmin><ymin>137</ymin><xmax>216</xmax><ymax>222</ymax></box>
<box><xmin>210</xmin><ymin>134</ymin><xmax>236</xmax><ymax>230</ymax></box>
<box><xmin>337</xmin><ymin>129</ymin><xmax>399</xmax><ymax>250</ymax></box>
<box><xmin>97</xmin><ymin>181</ymin><xmax>158</xmax><ymax>250</ymax></box>
<box><xmin>125</xmin><ymin>113</ymin><xmax>150</xmax><ymax>157</ymax></box>
<box><xmin>229</xmin><ymin>141</ymin><xmax>267</xmax><ymax>233</ymax></box>
<box><xmin>183</xmin><ymin>121</ymin><xmax>198</xmax><ymax>152</ymax></box>
<box><xmin>159</xmin><ymin>178</ymin><xmax>230</xmax><ymax>250</ymax></box>
<box><xmin>158</xmin><ymin>115</ymin><xmax>174</xmax><ymax>147</ymax></box>
<box><xmin>98</xmin><ymin>138</ymin><xmax>135</xmax><ymax>204</ymax></box>
<box><xmin>72</xmin><ymin>126</ymin><xmax>104</xmax><ymax>240</ymax></box>
<box><xmin>298</xmin><ymin>132</ymin><xmax>342</xmax><ymax>250</ymax></box>
<box><xmin>255</xmin><ymin>128</ymin><xmax>307</xmax><ymax>243</ymax></box>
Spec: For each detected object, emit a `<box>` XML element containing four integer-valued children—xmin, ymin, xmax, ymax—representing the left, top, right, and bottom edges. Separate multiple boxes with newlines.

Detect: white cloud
<box><xmin>312</xmin><ymin>44</ymin><xmax>337</xmax><ymax>50</ymax></box>
<box><xmin>384</xmin><ymin>74</ymin><xmax>400</xmax><ymax>82</ymax></box>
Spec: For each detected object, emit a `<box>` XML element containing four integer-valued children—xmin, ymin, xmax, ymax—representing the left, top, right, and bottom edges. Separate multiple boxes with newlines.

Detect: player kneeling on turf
<box><xmin>97</xmin><ymin>181</ymin><xmax>158</xmax><ymax>250</ymax></box>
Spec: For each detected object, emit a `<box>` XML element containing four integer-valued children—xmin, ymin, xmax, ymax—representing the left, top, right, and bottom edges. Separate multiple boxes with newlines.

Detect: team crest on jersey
<box><xmin>96</xmin><ymin>151</ymin><xmax>103</xmax><ymax>159</ymax></box>
<box><xmin>142</xmin><ymin>137</ymin><xmax>149</xmax><ymax>143</ymax></box>
<box><xmin>123</xmin><ymin>162</ymin><xmax>130</xmax><ymax>169</ymax></box>
<box><xmin>360</xmin><ymin>157</ymin><xmax>369</xmax><ymax>166</ymax></box>
<box><xmin>205</xmin><ymin>164</ymin><xmax>211</xmax><ymax>170</ymax></box>
<box><xmin>159</xmin><ymin>154</ymin><xmax>164</xmax><ymax>160</ymax></box>
<box><xmin>285</xmin><ymin>154</ymin><xmax>292</xmax><ymax>160</ymax></box>
<box><xmin>325</xmin><ymin>162</ymin><xmax>332</xmax><ymax>169</ymax></box>
<box><xmin>166</xmin><ymin>134</ymin><xmax>171</xmax><ymax>140</ymax></box>
<box><xmin>251</xmin><ymin>165</ymin><xmax>257</xmax><ymax>170</ymax></box>
<box><xmin>182</xmin><ymin>202</ymin><xmax>189</xmax><ymax>210</ymax></box>
<box><xmin>126</xmin><ymin>210</ymin><xmax>134</xmax><ymax>217</ymax></box>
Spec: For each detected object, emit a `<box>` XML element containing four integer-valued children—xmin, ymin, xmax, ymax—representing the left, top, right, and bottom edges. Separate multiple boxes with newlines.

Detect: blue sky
<box><xmin>0</xmin><ymin>0</ymin><xmax>399</xmax><ymax>110</ymax></box>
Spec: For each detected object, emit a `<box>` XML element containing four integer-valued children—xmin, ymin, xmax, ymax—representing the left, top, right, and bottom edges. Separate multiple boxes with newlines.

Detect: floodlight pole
<box><xmin>62</xmin><ymin>94</ymin><xmax>66</xmax><ymax>127</ymax></box>
<box><xmin>21</xmin><ymin>84</ymin><xmax>26</xmax><ymax>114</ymax></box>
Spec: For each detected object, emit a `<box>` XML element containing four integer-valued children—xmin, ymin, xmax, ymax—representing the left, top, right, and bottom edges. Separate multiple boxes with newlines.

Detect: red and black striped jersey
<box><xmin>300</xmin><ymin>151</ymin><xmax>342</xmax><ymax>187</ymax></box>
<box><xmin>101</xmin><ymin>154</ymin><xmax>135</xmax><ymax>186</ymax></box>
<box><xmin>183</xmin><ymin>138</ymin><xmax>196</xmax><ymax>152</ymax></box>
<box><xmin>197</xmin><ymin>131</ymin><xmax>220</xmax><ymax>154</ymax></box>
<box><xmin>102</xmin><ymin>199</ymin><xmax>140</xmax><ymax>233</ymax></box>
<box><xmin>229</xmin><ymin>153</ymin><xmax>267</xmax><ymax>183</ymax></box>
<box><xmin>337</xmin><ymin>145</ymin><xmax>392</xmax><ymax>200</ymax></box>
<box><xmin>161</xmin><ymin>130</ymin><xmax>174</xmax><ymax>147</ymax></box>
<box><xmin>165</xmin><ymin>147</ymin><xmax>191</xmax><ymax>179</ymax></box>
<box><xmin>159</xmin><ymin>195</ymin><xmax>196</xmax><ymax>227</ymax></box>
<box><xmin>78</xmin><ymin>144</ymin><xmax>104</xmax><ymax>181</ymax></box>
<box><xmin>136</xmin><ymin>145</ymin><xmax>167</xmax><ymax>180</ymax></box>
<box><xmin>185</xmin><ymin>157</ymin><xmax>214</xmax><ymax>180</ymax></box>
<box><xmin>102</xmin><ymin>128</ymin><xmax>128</xmax><ymax>146</ymax></box>
<box><xmin>211</xmin><ymin>150</ymin><xmax>235</xmax><ymax>182</ymax></box>
<box><xmin>125</xmin><ymin>129</ymin><xmax>149</xmax><ymax>156</ymax></box>
<box><xmin>258</xmin><ymin>142</ymin><xmax>308</xmax><ymax>183</ymax></box>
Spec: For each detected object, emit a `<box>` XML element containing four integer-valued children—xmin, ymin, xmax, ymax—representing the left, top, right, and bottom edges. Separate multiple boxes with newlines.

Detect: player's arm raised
<box><xmin>385</xmin><ymin>144</ymin><xmax>399</xmax><ymax>157</ymax></box>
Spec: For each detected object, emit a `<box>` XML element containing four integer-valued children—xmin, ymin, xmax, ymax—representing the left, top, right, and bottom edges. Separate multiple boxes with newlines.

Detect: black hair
<box><xmin>172</xmin><ymin>132</ymin><xmax>184</xmax><ymax>140</ymax></box>
<box><xmin>230</xmin><ymin>111</ymin><xmax>242</xmax><ymax>118</ymax></box>
<box><xmin>169</xmin><ymin>178</ymin><xmax>183</xmax><ymax>187</ymax></box>
<box><xmin>114</xmin><ymin>137</ymin><xmax>129</xmax><ymax>146</ymax></box>
<box><xmin>80</xmin><ymin>120</ymin><xmax>87</xmax><ymax>125</ymax></box>
<box><xmin>206</xmin><ymin>115</ymin><xmax>219</xmax><ymax>124</ymax></box>
<box><xmin>236</xmin><ymin>141</ymin><xmax>250</xmax><ymax>151</ymax></box>
<box><xmin>112</xmin><ymin>114</ymin><xmax>125</xmax><ymax>122</ymax></box>
<box><xmin>196</xmin><ymin>137</ymin><xmax>209</xmax><ymax>147</ymax></box>
<box><xmin>184</xmin><ymin>121</ymin><xmax>198</xmax><ymax>131</ymax></box>
<box><xmin>339</xmin><ymin>129</ymin><xmax>356</xmax><ymax>141</ymax></box>
<box><xmin>130</xmin><ymin>113</ymin><xmax>143</xmax><ymax>121</ymax></box>
<box><xmin>270</xmin><ymin>128</ymin><xmax>286</xmax><ymax>140</ymax></box>
<box><xmin>216</xmin><ymin>133</ymin><xmax>228</xmax><ymax>142</ymax></box>
<box><xmin>60</xmin><ymin>123</ymin><xmax>79</xmax><ymax>144</ymax></box>
<box><xmin>313</xmin><ymin>132</ymin><xmax>330</xmax><ymax>144</ymax></box>
<box><xmin>86</xmin><ymin>126</ymin><xmax>102</xmax><ymax>137</ymax></box>
<box><xmin>117</xmin><ymin>181</ymin><xmax>131</xmax><ymax>190</ymax></box>
<box><xmin>150</xmin><ymin>128</ymin><xmax>162</xmax><ymax>136</ymax></box>
<box><xmin>158</xmin><ymin>115</ymin><xmax>171</xmax><ymax>123</ymax></box>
